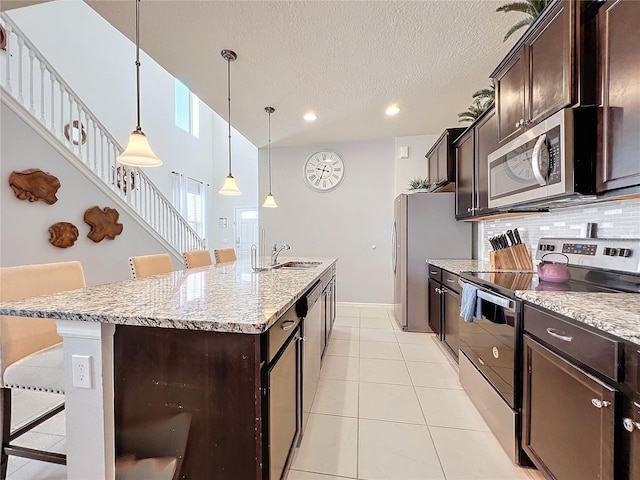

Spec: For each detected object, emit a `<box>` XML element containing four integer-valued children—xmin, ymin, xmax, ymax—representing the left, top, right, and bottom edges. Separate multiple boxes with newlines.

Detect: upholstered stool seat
<box><xmin>3</xmin><ymin>343</ymin><xmax>64</xmax><ymax>394</ymax></box>
<box><xmin>214</xmin><ymin>248</ymin><xmax>236</xmax><ymax>264</ymax></box>
<box><xmin>129</xmin><ymin>253</ymin><xmax>173</xmax><ymax>279</ymax></box>
<box><xmin>183</xmin><ymin>250</ymin><xmax>212</xmax><ymax>269</ymax></box>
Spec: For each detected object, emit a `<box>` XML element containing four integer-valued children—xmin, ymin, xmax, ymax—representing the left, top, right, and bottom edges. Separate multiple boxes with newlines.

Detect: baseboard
<box><xmin>336</xmin><ymin>302</ymin><xmax>394</xmax><ymax>309</ymax></box>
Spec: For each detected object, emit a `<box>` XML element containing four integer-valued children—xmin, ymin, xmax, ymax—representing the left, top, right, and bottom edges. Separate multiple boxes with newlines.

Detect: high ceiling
<box><xmin>3</xmin><ymin>1</ymin><xmax>522</xmax><ymax>148</ymax></box>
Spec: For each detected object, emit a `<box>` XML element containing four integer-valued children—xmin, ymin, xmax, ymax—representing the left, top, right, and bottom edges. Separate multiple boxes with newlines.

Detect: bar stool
<box><xmin>183</xmin><ymin>250</ymin><xmax>212</xmax><ymax>269</ymax></box>
<box><xmin>128</xmin><ymin>254</ymin><xmax>173</xmax><ymax>279</ymax></box>
<box><xmin>0</xmin><ymin>261</ymin><xmax>86</xmax><ymax>479</ymax></box>
<box><xmin>213</xmin><ymin>248</ymin><xmax>236</xmax><ymax>264</ymax></box>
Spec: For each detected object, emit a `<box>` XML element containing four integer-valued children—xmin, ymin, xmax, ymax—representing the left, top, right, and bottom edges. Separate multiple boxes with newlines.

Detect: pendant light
<box><xmin>117</xmin><ymin>0</ymin><xmax>162</xmax><ymax>167</ymax></box>
<box><xmin>218</xmin><ymin>49</ymin><xmax>241</xmax><ymax>195</ymax></box>
<box><xmin>262</xmin><ymin>106</ymin><xmax>278</xmax><ymax>208</ymax></box>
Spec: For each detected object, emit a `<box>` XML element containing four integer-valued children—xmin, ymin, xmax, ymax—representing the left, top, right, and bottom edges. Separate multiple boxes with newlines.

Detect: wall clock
<box><xmin>303</xmin><ymin>150</ymin><xmax>345</xmax><ymax>192</ymax></box>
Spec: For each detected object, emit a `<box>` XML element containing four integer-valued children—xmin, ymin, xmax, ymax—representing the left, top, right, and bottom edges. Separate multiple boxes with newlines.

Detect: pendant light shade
<box><xmin>117</xmin><ymin>0</ymin><xmax>162</xmax><ymax>167</ymax></box>
<box><xmin>219</xmin><ymin>49</ymin><xmax>241</xmax><ymax>196</ymax></box>
<box><xmin>262</xmin><ymin>106</ymin><xmax>278</xmax><ymax>208</ymax></box>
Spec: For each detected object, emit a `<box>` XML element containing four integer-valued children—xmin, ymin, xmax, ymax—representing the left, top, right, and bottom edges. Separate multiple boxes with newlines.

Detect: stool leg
<box><xmin>1</xmin><ymin>387</ymin><xmax>10</xmax><ymax>480</ymax></box>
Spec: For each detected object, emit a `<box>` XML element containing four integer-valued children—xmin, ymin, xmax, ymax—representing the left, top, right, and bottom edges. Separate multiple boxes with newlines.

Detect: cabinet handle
<box><xmin>467</xmin><ymin>207</ymin><xmax>472</xmax><ymax>212</ymax></box>
<box><xmin>591</xmin><ymin>398</ymin><xmax>611</xmax><ymax>409</ymax></box>
<box><xmin>281</xmin><ymin>319</ymin><xmax>296</xmax><ymax>331</ymax></box>
<box><xmin>430</xmin><ymin>271</ymin><xmax>438</xmax><ymax>274</ymax></box>
<box><xmin>515</xmin><ymin>121</ymin><xmax>520</xmax><ymax>128</ymax></box>
<box><xmin>546</xmin><ymin>327</ymin><xmax>573</xmax><ymax>342</ymax></box>
<box><xmin>477</xmin><ymin>357</ymin><xmax>485</xmax><ymax>366</ymax></box>
<box><xmin>446</xmin><ymin>278</ymin><xmax>455</xmax><ymax>283</ymax></box>
<box><xmin>435</xmin><ymin>287</ymin><xmax>442</xmax><ymax>294</ymax></box>
<box><xmin>623</xmin><ymin>418</ymin><xmax>640</xmax><ymax>432</ymax></box>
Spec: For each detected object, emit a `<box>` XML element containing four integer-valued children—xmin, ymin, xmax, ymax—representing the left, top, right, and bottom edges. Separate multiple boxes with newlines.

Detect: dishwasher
<box><xmin>297</xmin><ymin>281</ymin><xmax>323</xmax><ymax>436</ymax></box>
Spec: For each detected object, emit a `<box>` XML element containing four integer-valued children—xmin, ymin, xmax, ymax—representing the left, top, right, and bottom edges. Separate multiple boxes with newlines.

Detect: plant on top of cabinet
<box><xmin>496</xmin><ymin>0</ymin><xmax>551</xmax><ymax>41</ymax></box>
<box><xmin>408</xmin><ymin>177</ymin><xmax>431</xmax><ymax>192</ymax></box>
<box><xmin>458</xmin><ymin>82</ymin><xmax>495</xmax><ymax>124</ymax></box>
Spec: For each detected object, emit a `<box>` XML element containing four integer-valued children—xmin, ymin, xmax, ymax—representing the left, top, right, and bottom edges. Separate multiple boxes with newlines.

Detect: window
<box><xmin>175</xmin><ymin>79</ymin><xmax>200</xmax><ymax>137</ymax></box>
<box><xmin>172</xmin><ymin>173</ymin><xmax>207</xmax><ymax>241</ymax></box>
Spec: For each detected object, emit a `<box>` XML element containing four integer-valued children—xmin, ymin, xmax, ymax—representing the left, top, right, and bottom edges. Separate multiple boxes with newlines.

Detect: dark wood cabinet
<box><xmin>427</xmin><ymin>278</ymin><xmax>441</xmax><ymax>337</ymax></box>
<box><xmin>522</xmin><ymin>334</ymin><xmax>616</xmax><ymax>480</ymax></box>
<box><xmin>596</xmin><ymin>0</ymin><xmax>640</xmax><ymax>197</ymax></box>
<box><xmin>455</xmin><ymin>108</ymin><xmax>498</xmax><ymax>220</ymax></box>
<box><xmin>426</xmin><ymin>127</ymin><xmax>465</xmax><ymax>191</ymax></box>
<box><xmin>493</xmin><ymin>0</ymin><xmax>575</xmax><ymax>144</ymax></box>
<box><xmin>427</xmin><ymin>265</ymin><xmax>461</xmax><ymax>362</ymax></box>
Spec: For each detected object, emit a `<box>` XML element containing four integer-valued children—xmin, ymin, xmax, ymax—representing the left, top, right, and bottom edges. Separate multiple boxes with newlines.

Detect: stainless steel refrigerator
<box><xmin>392</xmin><ymin>192</ymin><xmax>471</xmax><ymax>332</ymax></box>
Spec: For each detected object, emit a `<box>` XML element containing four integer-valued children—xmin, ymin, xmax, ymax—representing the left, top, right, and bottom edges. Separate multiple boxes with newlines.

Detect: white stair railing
<box><xmin>0</xmin><ymin>14</ymin><xmax>205</xmax><ymax>256</ymax></box>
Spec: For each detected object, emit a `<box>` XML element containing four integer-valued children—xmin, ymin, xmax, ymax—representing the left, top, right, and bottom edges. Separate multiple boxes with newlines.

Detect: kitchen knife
<box><xmin>489</xmin><ymin>237</ymin><xmax>497</xmax><ymax>250</ymax></box>
<box><xmin>506</xmin><ymin>230</ymin><xmax>516</xmax><ymax>246</ymax></box>
<box><xmin>500</xmin><ymin>234</ymin><xmax>509</xmax><ymax>249</ymax></box>
<box><xmin>513</xmin><ymin>228</ymin><xmax>522</xmax><ymax>245</ymax></box>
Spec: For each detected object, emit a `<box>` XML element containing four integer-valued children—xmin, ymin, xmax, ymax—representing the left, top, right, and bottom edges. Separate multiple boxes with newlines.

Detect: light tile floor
<box><xmin>7</xmin><ymin>304</ymin><xmax>542</xmax><ymax>480</ymax></box>
<box><xmin>289</xmin><ymin>304</ymin><xmax>542</xmax><ymax>480</ymax></box>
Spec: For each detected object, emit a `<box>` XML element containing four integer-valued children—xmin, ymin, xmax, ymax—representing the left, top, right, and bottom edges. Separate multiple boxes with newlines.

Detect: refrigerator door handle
<box><xmin>391</xmin><ymin>221</ymin><xmax>397</xmax><ymax>274</ymax></box>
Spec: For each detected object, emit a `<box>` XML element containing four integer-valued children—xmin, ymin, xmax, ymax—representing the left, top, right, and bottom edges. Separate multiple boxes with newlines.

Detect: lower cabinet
<box><xmin>266</xmin><ymin>327</ymin><xmax>301</xmax><ymax>480</ymax></box>
<box><xmin>321</xmin><ymin>269</ymin><xmax>337</xmax><ymax>358</ymax></box>
<box><xmin>427</xmin><ymin>278</ymin><xmax>441</xmax><ymax>337</ymax></box>
<box><xmin>442</xmin><ymin>286</ymin><xmax>461</xmax><ymax>360</ymax></box>
<box><xmin>522</xmin><ymin>335</ymin><xmax>616</xmax><ymax>480</ymax></box>
<box><xmin>427</xmin><ymin>265</ymin><xmax>461</xmax><ymax>362</ymax></box>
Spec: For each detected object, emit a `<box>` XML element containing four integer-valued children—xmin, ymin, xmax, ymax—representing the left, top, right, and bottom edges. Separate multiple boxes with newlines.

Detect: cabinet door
<box><xmin>474</xmin><ymin>109</ymin><xmax>497</xmax><ymax>215</ymax></box>
<box><xmin>436</xmin><ymin>137</ymin><xmax>449</xmax><ymax>184</ymax></box>
<box><xmin>495</xmin><ymin>50</ymin><xmax>526</xmax><ymax>144</ymax></box>
<box><xmin>597</xmin><ymin>0</ymin><xmax>640</xmax><ymax>194</ymax></box>
<box><xmin>427</xmin><ymin>151</ymin><xmax>438</xmax><ymax>187</ymax></box>
<box><xmin>442</xmin><ymin>287</ymin><xmax>460</xmax><ymax>361</ymax></box>
<box><xmin>269</xmin><ymin>333</ymin><xmax>300</xmax><ymax>480</ymax></box>
<box><xmin>455</xmin><ymin>129</ymin><xmax>475</xmax><ymax>219</ymax></box>
<box><xmin>528</xmin><ymin>0</ymin><xmax>573</xmax><ymax>125</ymax></box>
<box><xmin>427</xmin><ymin>278</ymin><xmax>441</xmax><ymax>337</ymax></box>
<box><xmin>522</xmin><ymin>335</ymin><xmax>615</xmax><ymax>480</ymax></box>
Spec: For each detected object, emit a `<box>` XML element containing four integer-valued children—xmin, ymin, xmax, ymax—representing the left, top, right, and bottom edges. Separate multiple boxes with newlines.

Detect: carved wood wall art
<box><xmin>84</xmin><ymin>206</ymin><xmax>124</xmax><ymax>242</ymax></box>
<box><xmin>64</xmin><ymin>120</ymin><xmax>87</xmax><ymax>145</ymax></box>
<box><xmin>9</xmin><ymin>169</ymin><xmax>61</xmax><ymax>204</ymax></box>
<box><xmin>48</xmin><ymin>222</ymin><xmax>79</xmax><ymax>248</ymax></box>
<box><xmin>0</xmin><ymin>24</ymin><xmax>7</xmax><ymax>51</ymax></box>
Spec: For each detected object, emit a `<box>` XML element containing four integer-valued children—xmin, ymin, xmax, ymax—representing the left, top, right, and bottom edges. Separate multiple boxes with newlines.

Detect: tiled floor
<box><xmin>7</xmin><ymin>304</ymin><xmax>541</xmax><ymax>479</ymax></box>
<box><xmin>289</xmin><ymin>304</ymin><xmax>541</xmax><ymax>480</ymax></box>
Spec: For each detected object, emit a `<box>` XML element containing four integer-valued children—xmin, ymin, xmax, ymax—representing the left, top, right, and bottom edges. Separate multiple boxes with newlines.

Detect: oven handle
<box><xmin>458</xmin><ymin>279</ymin><xmax>517</xmax><ymax>312</ymax></box>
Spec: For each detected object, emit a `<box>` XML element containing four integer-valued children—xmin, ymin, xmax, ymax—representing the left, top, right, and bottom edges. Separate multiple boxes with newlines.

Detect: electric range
<box><xmin>456</xmin><ymin>237</ymin><xmax>640</xmax><ymax>466</ymax></box>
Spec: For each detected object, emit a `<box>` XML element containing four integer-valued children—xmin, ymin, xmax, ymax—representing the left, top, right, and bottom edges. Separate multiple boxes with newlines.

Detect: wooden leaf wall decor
<box><xmin>84</xmin><ymin>206</ymin><xmax>124</xmax><ymax>242</ymax></box>
<box><xmin>48</xmin><ymin>222</ymin><xmax>79</xmax><ymax>248</ymax></box>
<box><xmin>9</xmin><ymin>168</ymin><xmax>61</xmax><ymax>204</ymax></box>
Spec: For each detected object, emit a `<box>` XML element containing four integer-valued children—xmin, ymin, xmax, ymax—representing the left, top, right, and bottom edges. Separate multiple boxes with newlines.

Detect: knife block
<box><xmin>489</xmin><ymin>244</ymin><xmax>534</xmax><ymax>271</ymax></box>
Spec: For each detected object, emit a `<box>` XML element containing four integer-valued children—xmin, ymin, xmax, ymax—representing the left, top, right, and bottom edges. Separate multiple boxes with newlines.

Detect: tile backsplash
<box><xmin>477</xmin><ymin>198</ymin><xmax>640</xmax><ymax>264</ymax></box>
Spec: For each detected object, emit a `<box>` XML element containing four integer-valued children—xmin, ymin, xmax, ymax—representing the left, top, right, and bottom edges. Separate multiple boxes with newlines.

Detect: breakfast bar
<box><xmin>0</xmin><ymin>257</ymin><xmax>337</xmax><ymax>479</ymax></box>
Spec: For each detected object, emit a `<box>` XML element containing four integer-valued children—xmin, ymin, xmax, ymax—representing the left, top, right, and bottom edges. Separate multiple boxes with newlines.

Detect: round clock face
<box><xmin>506</xmin><ymin>150</ymin><xmax>534</xmax><ymax>182</ymax></box>
<box><xmin>303</xmin><ymin>151</ymin><xmax>345</xmax><ymax>192</ymax></box>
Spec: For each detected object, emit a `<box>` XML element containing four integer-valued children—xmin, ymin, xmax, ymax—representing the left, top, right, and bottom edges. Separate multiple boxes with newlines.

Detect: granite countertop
<box><xmin>0</xmin><ymin>257</ymin><xmax>337</xmax><ymax>334</ymax></box>
<box><xmin>427</xmin><ymin>258</ymin><xmax>639</xmax><ymax>346</ymax></box>
<box><xmin>516</xmin><ymin>291</ymin><xmax>640</xmax><ymax>346</ymax></box>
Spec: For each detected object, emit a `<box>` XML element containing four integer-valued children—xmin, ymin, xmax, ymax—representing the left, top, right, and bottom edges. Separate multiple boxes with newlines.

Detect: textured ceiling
<box><xmin>5</xmin><ymin>1</ymin><xmax>522</xmax><ymax>148</ymax></box>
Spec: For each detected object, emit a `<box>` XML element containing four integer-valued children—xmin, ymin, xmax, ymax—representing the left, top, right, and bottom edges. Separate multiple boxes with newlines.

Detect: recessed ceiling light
<box><xmin>385</xmin><ymin>105</ymin><xmax>400</xmax><ymax>116</ymax></box>
<box><xmin>303</xmin><ymin>112</ymin><xmax>317</xmax><ymax>122</ymax></box>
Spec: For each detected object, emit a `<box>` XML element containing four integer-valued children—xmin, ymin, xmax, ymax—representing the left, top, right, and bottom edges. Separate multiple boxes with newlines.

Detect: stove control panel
<box><xmin>536</xmin><ymin>237</ymin><xmax>640</xmax><ymax>273</ymax></box>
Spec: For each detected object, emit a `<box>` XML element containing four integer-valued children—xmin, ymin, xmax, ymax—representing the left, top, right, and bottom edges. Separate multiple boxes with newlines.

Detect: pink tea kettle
<box><xmin>537</xmin><ymin>253</ymin><xmax>571</xmax><ymax>283</ymax></box>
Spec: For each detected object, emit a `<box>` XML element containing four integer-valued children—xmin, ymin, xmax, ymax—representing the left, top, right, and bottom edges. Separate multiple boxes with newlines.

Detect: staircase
<box><xmin>0</xmin><ymin>14</ymin><xmax>205</xmax><ymax>258</ymax></box>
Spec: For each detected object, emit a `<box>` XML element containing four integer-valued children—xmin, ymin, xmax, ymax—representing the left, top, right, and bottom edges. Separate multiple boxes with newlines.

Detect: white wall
<box><xmin>259</xmin><ymin>140</ymin><xmax>395</xmax><ymax>303</ymax></box>
<box><xmin>393</xmin><ymin>134</ymin><xmax>439</xmax><ymax>197</ymax></box>
<box><xmin>7</xmin><ymin>1</ymin><xmax>258</xmax><ymax>252</ymax></box>
<box><xmin>0</xmin><ymin>106</ymin><xmax>173</xmax><ymax>285</ymax></box>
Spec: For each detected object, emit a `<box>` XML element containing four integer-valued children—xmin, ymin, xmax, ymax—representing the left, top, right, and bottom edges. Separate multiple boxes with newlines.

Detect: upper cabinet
<box><xmin>427</xmin><ymin>127</ymin><xmax>466</xmax><ymax>192</ymax></box>
<box><xmin>455</xmin><ymin>108</ymin><xmax>498</xmax><ymax>220</ymax></box>
<box><xmin>492</xmin><ymin>0</ymin><xmax>575</xmax><ymax>145</ymax></box>
<box><xmin>596</xmin><ymin>0</ymin><xmax>640</xmax><ymax>197</ymax></box>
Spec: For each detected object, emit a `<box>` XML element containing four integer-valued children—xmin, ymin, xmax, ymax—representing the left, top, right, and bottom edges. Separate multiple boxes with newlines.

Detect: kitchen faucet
<box><xmin>271</xmin><ymin>243</ymin><xmax>290</xmax><ymax>266</ymax></box>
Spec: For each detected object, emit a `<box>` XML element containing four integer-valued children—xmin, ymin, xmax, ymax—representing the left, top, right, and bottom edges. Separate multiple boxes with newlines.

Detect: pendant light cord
<box><xmin>135</xmin><ymin>0</ymin><xmax>141</xmax><ymax>132</ymax></box>
<box><xmin>267</xmin><ymin>110</ymin><xmax>272</xmax><ymax>195</ymax></box>
<box><xmin>227</xmin><ymin>56</ymin><xmax>232</xmax><ymax>176</ymax></box>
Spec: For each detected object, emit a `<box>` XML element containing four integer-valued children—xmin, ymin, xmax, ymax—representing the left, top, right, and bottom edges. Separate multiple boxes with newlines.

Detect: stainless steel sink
<box><xmin>273</xmin><ymin>261</ymin><xmax>322</xmax><ymax>270</ymax></box>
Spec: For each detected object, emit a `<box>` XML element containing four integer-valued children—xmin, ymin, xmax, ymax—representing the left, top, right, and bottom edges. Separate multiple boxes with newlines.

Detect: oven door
<box><xmin>488</xmin><ymin>108</ymin><xmax>571</xmax><ymax>209</ymax></box>
<box><xmin>459</xmin><ymin>283</ymin><xmax>518</xmax><ymax>408</ymax></box>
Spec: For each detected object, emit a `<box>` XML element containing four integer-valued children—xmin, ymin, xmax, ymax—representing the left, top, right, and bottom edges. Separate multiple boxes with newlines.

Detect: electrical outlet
<box><xmin>71</xmin><ymin>355</ymin><xmax>92</xmax><ymax>389</ymax></box>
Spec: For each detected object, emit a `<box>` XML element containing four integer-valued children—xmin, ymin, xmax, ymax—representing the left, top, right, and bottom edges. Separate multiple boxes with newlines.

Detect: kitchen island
<box><xmin>0</xmin><ymin>257</ymin><xmax>337</xmax><ymax>480</ymax></box>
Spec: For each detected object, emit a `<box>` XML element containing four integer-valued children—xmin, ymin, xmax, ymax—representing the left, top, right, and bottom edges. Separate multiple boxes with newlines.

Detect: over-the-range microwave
<box><xmin>488</xmin><ymin>108</ymin><xmax>597</xmax><ymax>210</ymax></box>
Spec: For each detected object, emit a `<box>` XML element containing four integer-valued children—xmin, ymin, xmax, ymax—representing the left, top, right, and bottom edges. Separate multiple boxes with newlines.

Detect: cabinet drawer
<box><xmin>428</xmin><ymin>264</ymin><xmax>442</xmax><ymax>282</ymax></box>
<box><xmin>268</xmin><ymin>304</ymin><xmax>300</xmax><ymax>362</ymax></box>
<box><xmin>524</xmin><ymin>304</ymin><xmax>621</xmax><ymax>382</ymax></box>
<box><xmin>442</xmin><ymin>271</ymin><xmax>461</xmax><ymax>294</ymax></box>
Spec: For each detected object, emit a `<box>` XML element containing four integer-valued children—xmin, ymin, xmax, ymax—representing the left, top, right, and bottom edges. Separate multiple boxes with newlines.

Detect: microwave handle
<box><xmin>531</xmin><ymin>134</ymin><xmax>549</xmax><ymax>186</ymax></box>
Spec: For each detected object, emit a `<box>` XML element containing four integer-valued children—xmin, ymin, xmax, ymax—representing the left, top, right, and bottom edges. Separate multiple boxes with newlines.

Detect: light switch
<box><xmin>399</xmin><ymin>146</ymin><xmax>409</xmax><ymax>158</ymax></box>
